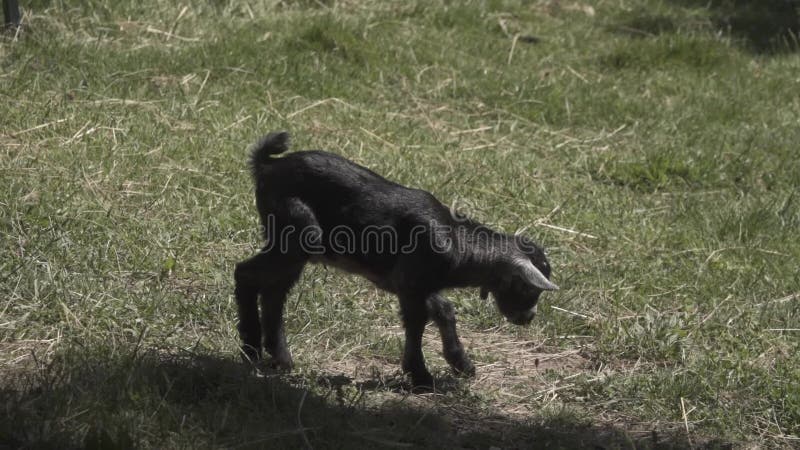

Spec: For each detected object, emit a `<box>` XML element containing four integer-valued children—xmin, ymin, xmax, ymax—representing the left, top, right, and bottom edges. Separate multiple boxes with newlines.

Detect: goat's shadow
<box><xmin>312</xmin><ymin>367</ymin><xmax>467</xmax><ymax>395</ymax></box>
<box><xmin>611</xmin><ymin>0</ymin><xmax>799</xmax><ymax>54</ymax></box>
<box><xmin>1</xmin><ymin>348</ymin><xmax>728</xmax><ymax>449</ymax></box>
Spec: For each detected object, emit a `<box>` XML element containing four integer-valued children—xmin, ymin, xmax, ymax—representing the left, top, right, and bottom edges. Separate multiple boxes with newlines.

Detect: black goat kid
<box><xmin>234</xmin><ymin>132</ymin><xmax>558</xmax><ymax>387</ymax></box>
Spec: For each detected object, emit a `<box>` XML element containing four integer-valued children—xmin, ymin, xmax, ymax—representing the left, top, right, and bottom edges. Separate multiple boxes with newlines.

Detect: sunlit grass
<box><xmin>2</xmin><ymin>0</ymin><xmax>799</xmax><ymax>448</ymax></box>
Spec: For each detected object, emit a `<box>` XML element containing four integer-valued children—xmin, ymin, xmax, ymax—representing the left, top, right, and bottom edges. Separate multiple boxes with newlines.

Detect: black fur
<box><xmin>234</xmin><ymin>131</ymin><xmax>557</xmax><ymax>387</ymax></box>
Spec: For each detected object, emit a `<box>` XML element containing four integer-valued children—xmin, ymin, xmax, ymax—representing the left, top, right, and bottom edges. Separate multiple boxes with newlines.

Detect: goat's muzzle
<box><xmin>507</xmin><ymin>307</ymin><xmax>536</xmax><ymax>326</ymax></box>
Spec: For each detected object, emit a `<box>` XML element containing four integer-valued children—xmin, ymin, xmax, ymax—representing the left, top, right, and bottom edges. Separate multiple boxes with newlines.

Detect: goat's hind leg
<box><xmin>259</xmin><ymin>264</ymin><xmax>303</xmax><ymax>371</ymax></box>
<box><xmin>234</xmin><ymin>252</ymin><xmax>270</xmax><ymax>362</ymax></box>
<box><xmin>234</xmin><ymin>249</ymin><xmax>304</xmax><ymax>367</ymax></box>
<box><xmin>427</xmin><ymin>294</ymin><xmax>475</xmax><ymax>377</ymax></box>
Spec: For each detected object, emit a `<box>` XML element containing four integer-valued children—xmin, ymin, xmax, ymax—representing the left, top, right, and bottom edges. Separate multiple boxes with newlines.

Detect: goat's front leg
<box><xmin>426</xmin><ymin>294</ymin><xmax>475</xmax><ymax>377</ymax></box>
<box><xmin>398</xmin><ymin>294</ymin><xmax>434</xmax><ymax>387</ymax></box>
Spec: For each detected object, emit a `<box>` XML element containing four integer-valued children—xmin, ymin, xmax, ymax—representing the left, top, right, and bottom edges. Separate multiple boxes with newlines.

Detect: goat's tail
<box><xmin>250</xmin><ymin>131</ymin><xmax>290</xmax><ymax>175</ymax></box>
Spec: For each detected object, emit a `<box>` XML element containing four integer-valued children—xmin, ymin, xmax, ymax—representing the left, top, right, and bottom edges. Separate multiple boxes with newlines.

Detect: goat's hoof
<box><xmin>410</xmin><ymin>371</ymin><xmax>435</xmax><ymax>389</ymax></box>
<box><xmin>240</xmin><ymin>345</ymin><xmax>263</xmax><ymax>364</ymax></box>
<box><xmin>266</xmin><ymin>356</ymin><xmax>293</xmax><ymax>372</ymax></box>
<box><xmin>453</xmin><ymin>359</ymin><xmax>476</xmax><ymax>378</ymax></box>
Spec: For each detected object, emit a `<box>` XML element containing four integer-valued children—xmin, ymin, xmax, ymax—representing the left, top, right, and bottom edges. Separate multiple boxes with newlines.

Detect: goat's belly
<box><xmin>309</xmin><ymin>254</ymin><xmax>392</xmax><ymax>290</ymax></box>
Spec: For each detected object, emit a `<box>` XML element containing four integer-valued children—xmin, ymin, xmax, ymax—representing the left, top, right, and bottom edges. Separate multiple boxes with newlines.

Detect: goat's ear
<box><xmin>514</xmin><ymin>259</ymin><xmax>559</xmax><ymax>291</ymax></box>
<box><xmin>479</xmin><ymin>287</ymin><xmax>489</xmax><ymax>300</ymax></box>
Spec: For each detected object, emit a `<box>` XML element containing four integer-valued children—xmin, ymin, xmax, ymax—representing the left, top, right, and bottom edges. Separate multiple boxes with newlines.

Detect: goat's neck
<box><xmin>445</xmin><ymin>224</ymin><xmax>508</xmax><ymax>288</ymax></box>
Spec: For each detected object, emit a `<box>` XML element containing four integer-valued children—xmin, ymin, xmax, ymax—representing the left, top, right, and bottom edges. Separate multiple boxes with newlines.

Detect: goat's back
<box><xmin>254</xmin><ymin>150</ymin><xmax>454</xmax><ymax>235</ymax></box>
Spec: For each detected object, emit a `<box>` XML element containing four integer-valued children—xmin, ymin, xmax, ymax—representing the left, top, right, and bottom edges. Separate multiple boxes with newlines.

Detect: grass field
<box><xmin>2</xmin><ymin>0</ymin><xmax>799</xmax><ymax>448</ymax></box>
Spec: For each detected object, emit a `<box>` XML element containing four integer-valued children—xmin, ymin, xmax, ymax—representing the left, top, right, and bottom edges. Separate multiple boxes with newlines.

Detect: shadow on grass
<box><xmin>612</xmin><ymin>0</ymin><xmax>799</xmax><ymax>54</ymax></box>
<box><xmin>0</xmin><ymin>346</ymin><xmax>723</xmax><ymax>449</ymax></box>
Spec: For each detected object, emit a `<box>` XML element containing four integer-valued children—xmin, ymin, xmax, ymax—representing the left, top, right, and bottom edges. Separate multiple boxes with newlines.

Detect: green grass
<box><xmin>2</xmin><ymin>0</ymin><xmax>799</xmax><ymax>448</ymax></box>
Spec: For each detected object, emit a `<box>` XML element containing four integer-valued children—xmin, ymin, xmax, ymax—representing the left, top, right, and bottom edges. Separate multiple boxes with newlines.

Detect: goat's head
<box><xmin>480</xmin><ymin>235</ymin><xmax>558</xmax><ymax>325</ymax></box>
